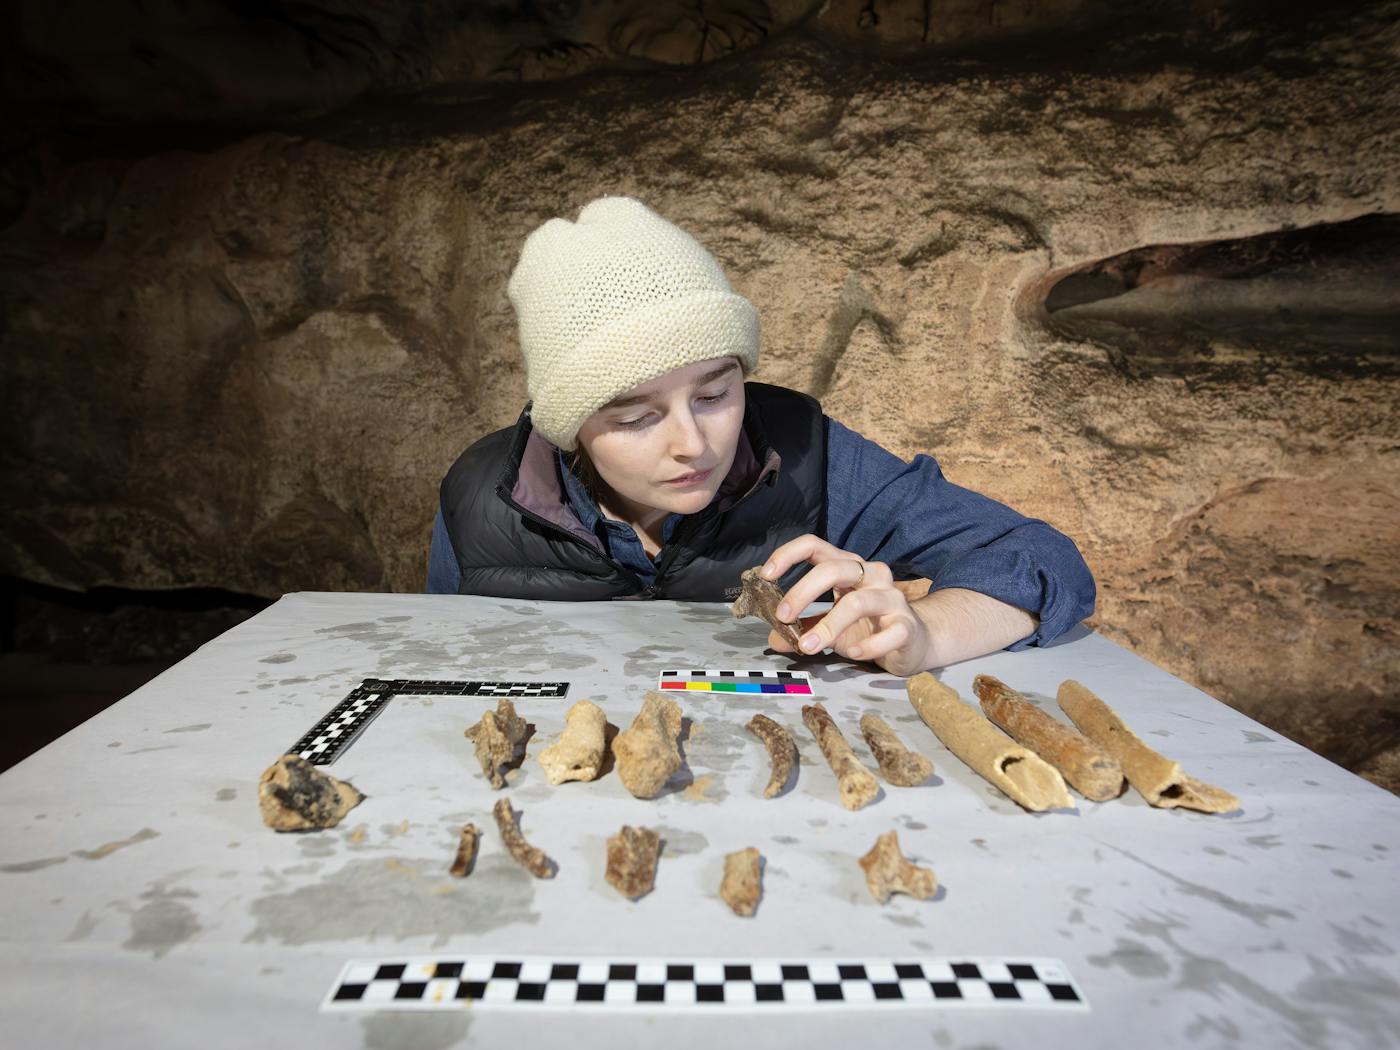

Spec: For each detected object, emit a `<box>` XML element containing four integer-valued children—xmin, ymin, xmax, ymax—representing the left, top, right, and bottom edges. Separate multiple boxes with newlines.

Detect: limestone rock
<box><xmin>258</xmin><ymin>755</ymin><xmax>364</xmax><ymax>831</ymax></box>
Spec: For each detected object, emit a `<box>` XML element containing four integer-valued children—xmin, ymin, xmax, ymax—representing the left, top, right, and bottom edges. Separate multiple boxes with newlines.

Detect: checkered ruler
<box><xmin>287</xmin><ymin>678</ymin><xmax>569</xmax><ymax>766</ymax></box>
<box><xmin>323</xmin><ymin>955</ymin><xmax>1087</xmax><ymax>1012</ymax></box>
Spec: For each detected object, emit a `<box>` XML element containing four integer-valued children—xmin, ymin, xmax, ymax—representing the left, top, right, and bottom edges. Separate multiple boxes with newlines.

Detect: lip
<box><xmin>662</xmin><ymin>467</ymin><xmax>714</xmax><ymax>487</ymax></box>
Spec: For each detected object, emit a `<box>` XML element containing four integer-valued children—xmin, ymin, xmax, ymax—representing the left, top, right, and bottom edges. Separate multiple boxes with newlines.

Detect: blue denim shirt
<box><xmin>427</xmin><ymin>417</ymin><xmax>1096</xmax><ymax>650</ymax></box>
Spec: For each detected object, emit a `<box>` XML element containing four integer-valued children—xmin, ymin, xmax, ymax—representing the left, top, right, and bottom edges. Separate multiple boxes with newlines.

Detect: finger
<box><xmin>777</xmin><ymin>558</ymin><xmax>873</xmax><ymax>625</ymax></box>
<box><xmin>846</xmin><ymin>618</ymin><xmax>913</xmax><ymax>663</ymax></box>
<box><xmin>767</xmin><ymin>613</ymin><xmax>828</xmax><ymax>653</ymax></box>
<box><xmin>795</xmin><ymin>587</ymin><xmax>904</xmax><ymax>655</ymax></box>
<box><xmin>760</xmin><ymin>533</ymin><xmax>843</xmax><ymax>582</ymax></box>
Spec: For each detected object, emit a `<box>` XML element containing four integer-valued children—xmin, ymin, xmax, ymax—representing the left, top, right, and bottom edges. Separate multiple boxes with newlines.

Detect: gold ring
<box><xmin>853</xmin><ymin>559</ymin><xmax>866</xmax><ymax>584</ymax></box>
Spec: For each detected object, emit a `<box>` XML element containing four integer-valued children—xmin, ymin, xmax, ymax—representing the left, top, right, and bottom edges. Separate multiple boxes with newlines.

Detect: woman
<box><xmin>427</xmin><ymin>196</ymin><xmax>1095</xmax><ymax>676</ymax></box>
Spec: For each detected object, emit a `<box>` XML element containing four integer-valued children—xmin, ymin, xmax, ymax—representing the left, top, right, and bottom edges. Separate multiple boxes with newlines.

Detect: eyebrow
<box><xmin>600</xmin><ymin>361</ymin><xmax>740</xmax><ymax>411</ymax></box>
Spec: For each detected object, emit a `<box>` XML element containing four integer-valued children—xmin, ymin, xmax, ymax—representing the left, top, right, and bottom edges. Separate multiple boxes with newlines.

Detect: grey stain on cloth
<box><xmin>164</xmin><ymin>723</ymin><xmax>212</xmax><ymax>734</ymax></box>
<box><xmin>246</xmin><ymin>854</ymin><xmax>539</xmax><ymax>947</ymax></box>
<box><xmin>1088</xmin><ymin>938</ymin><xmax>1172</xmax><ymax>979</ymax></box>
<box><xmin>1107</xmin><ymin>845</ymin><xmax>1294</xmax><ymax>927</ymax></box>
<box><xmin>123</xmin><ymin>886</ymin><xmax>202</xmax><ymax>957</ymax></box>
<box><xmin>260</xmin><ymin>653</ymin><xmax>297</xmax><ymax>664</ymax></box>
<box><xmin>2</xmin><ymin>856</ymin><xmax>68</xmax><ymax>873</ymax></box>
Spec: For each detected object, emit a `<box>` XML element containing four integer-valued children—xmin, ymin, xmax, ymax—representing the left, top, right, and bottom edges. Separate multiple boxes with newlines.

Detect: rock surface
<box><xmin>2</xmin><ymin>6</ymin><xmax>1397</xmax><ymax>790</ymax></box>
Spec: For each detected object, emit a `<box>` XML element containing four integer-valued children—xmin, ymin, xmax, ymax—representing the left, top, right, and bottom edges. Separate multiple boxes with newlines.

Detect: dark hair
<box><xmin>565</xmin><ymin>444</ymin><xmax>604</xmax><ymax>501</ymax></box>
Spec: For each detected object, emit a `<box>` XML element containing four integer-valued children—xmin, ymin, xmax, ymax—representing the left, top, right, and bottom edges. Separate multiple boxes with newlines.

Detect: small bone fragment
<box><xmin>720</xmin><ymin>847</ymin><xmax>763</xmax><ymax>917</ymax></box>
<box><xmin>731</xmin><ymin>566</ymin><xmax>804</xmax><ymax>650</ymax></box>
<box><xmin>746</xmin><ymin>714</ymin><xmax>798</xmax><ymax>798</ymax></box>
<box><xmin>465</xmin><ymin>700</ymin><xmax>530</xmax><ymax>789</ymax></box>
<box><xmin>449</xmin><ymin>824</ymin><xmax>479</xmax><ymax>878</ymax></box>
<box><xmin>859</xmin><ymin>831</ymin><xmax>938</xmax><ymax>905</ymax></box>
<box><xmin>492</xmin><ymin>798</ymin><xmax>555</xmax><ymax>878</ymax></box>
<box><xmin>605</xmin><ymin>825</ymin><xmax>661</xmax><ymax>900</ymax></box>
<box><xmin>906</xmin><ymin>673</ymin><xmax>1073</xmax><ymax>812</ymax></box>
<box><xmin>258</xmin><ymin>755</ymin><xmax>364</xmax><ymax>831</ymax></box>
<box><xmin>613</xmin><ymin>692</ymin><xmax>683</xmax><ymax>799</ymax></box>
<box><xmin>1057</xmin><ymin>680</ymin><xmax>1241</xmax><ymax>813</ymax></box>
<box><xmin>859</xmin><ymin>713</ymin><xmax>934</xmax><ymax>786</ymax></box>
<box><xmin>539</xmin><ymin>699</ymin><xmax>607</xmax><ymax>784</ymax></box>
<box><xmin>973</xmin><ymin>675</ymin><xmax>1125</xmax><ymax>802</ymax></box>
<box><xmin>801</xmin><ymin>703</ymin><xmax>880</xmax><ymax>811</ymax></box>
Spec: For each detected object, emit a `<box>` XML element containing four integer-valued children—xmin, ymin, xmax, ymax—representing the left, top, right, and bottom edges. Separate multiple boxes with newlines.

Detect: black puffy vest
<box><xmin>439</xmin><ymin>382</ymin><xmax>827</xmax><ymax>600</ymax></box>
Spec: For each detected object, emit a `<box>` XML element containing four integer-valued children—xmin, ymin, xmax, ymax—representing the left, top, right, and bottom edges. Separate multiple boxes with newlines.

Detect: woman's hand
<box><xmin>759</xmin><ymin>534</ymin><xmax>932</xmax><ymax>677</ymax></box>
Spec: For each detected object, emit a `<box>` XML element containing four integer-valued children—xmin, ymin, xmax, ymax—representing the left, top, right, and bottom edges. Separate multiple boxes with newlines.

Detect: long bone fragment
<box><xmin>745</xmin><ymin>714</ymin><xmax>798</xmax><ymax>798</ymax></box>
<box><xmin>448</xmin><ymin>824</ymin><xmax>479</xmax><ymax>878</ymax></box>
<box><xmin>801</xmin><ymin>703</ymin><xmax>880</xmax><ymax>811</ymax></box>
<box><xmin>720</xmin><ymin>847</ymin><xmax>763</xmax><ymax>917</ymax></box>
<box><xmin>492</xmin><ymin>798</ymin><xmax>555</xmax><ymax>878</ymax></box>
<box><xmin>859</xmin><ymin>713</ymin><xmax>933</xmax><ymax>786</ymax></box>
<box><xmin>973</xmin><ymin>675</ymin><xmax>1123</xmax><ymax>801</ymax></box>
<box><xmin>906</xmin><ymin>673</ymin><xmax>1073</xmax><ymax>812</ymax></box>
<box><xmin>1057</xmin><ymin>680</ymin><xmax>1240</xmax><ymax>813</ymax></box>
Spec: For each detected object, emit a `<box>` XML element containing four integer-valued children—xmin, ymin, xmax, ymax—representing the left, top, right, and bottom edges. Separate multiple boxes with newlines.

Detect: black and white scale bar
<box><xmin>322</xmin><ymin>955</ymin><xmax>1087</xmax><ymax>1012</ymax></box>
<box><xmin>287</xmin><ymin>678</ymin><xmax>570</xmax><ymax>765</ymax></box>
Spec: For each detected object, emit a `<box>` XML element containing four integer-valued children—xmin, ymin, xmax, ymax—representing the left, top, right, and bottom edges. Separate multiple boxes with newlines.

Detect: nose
<box><xmin>665</xmin><ymin>406</ymin><xmax>707</xmax><ymax>461</ymax></box>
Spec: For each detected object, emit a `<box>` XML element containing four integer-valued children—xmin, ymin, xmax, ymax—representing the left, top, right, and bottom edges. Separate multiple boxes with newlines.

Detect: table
<box><xmin>2</xmin><ymin>592</ymin><xmax>1397</xmax><ymax>1049</ymax></box>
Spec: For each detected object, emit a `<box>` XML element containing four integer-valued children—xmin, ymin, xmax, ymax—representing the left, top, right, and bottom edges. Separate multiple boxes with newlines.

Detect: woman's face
<box><xmin>575</xmin><ymin>356</ymin><xmax>746</xmax><ymax>519</ymax></box>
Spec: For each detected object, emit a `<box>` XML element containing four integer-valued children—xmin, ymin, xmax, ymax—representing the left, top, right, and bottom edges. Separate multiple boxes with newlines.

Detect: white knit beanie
<box><xmin>506</xmin><ymin>196</ymin><xmax>760</xmax><ymax>451</ymax></box>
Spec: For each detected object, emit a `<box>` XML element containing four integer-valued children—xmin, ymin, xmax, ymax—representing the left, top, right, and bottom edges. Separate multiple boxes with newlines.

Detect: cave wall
<box><xmin>2</xmin><ymin>2</ymin><xmax>1397</xmax><ymax>787</ymax></box>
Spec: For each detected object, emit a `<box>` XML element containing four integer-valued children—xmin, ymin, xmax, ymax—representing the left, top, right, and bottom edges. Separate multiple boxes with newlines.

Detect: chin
<box><xmin>656</xmin><ymin>481</ymin><xmax>722</xmax><ymax>515</ymax></box>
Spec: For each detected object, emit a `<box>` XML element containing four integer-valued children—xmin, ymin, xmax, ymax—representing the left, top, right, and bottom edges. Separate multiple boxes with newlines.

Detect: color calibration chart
<box><xmin>658</xmin><ymin>670</ymin><xmax>813</xmax><ymax>695</ymax></box>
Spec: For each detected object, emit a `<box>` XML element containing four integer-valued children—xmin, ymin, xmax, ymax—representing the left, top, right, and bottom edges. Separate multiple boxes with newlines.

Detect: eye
<box><xmin>697</xmin><ymin>387</ymin><xmax>731</xmax><ymax>405</ymax></box>
<box><xmin>614</xmin><ymin>412</ymin><xmax>655</xmax><ymax>430</ymax></box>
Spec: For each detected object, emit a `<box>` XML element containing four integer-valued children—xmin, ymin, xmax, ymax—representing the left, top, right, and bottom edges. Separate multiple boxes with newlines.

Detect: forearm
<box><xmin>909</xmin><ymin>587</ymin><xmax>1039</xmax><ymax>671</ymax></box>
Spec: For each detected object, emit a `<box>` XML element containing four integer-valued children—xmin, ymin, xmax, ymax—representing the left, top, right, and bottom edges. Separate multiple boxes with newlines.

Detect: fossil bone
<box><xmin>604</xmin><ymin>825</ymin><xmax>662</xmax><ymax>900</ymax></box>
<box><xmin>538</xmin><ymin>699</ymin><xmax>607</xmax><ymax>785</ymax></box>
<box><xmin>746</xmin><ymin>713</ymin><xmax>798</xmax><ymax>798</ymax></box>
<box><xmin>492</xmin><ymin>797</ymin><xmax>555</xmax><ymax>878</ymax></box>
<box><xmin>613</xmin><ymin>692</ymin><xmax>684</xmax><ymax>799</ymax></box>
<box><xmin>906</xmin><ymin>673</ymin><xmax>1073</xmax><ymax>812</ymax></box>
<box><xmin>859</xmin><ymin>712</ymin><xmax>934</xmax><ymax>786</ymax></box>
<box><xmin>465</xmin><ymin>699</ymin><xmax>530</xmax><ymax>789</ymax></box>
<box><xmin>801</xmin><ymin>703</ymin><xmax>880</xmax><ymax>811</ymax></box>
<box><xmin>448</xmin><ymin>823</ymin><xmax>479</xmax><ymax>878</ymax></box>
<box><xmin>720</xmin><ymin>847</ymin><xmax>764</xmax><ymax>917</ymax></box>
<box><xmin>1057</xmin><ymin>680</ymin><xmax>1240</xmax><ymax>813</ymax></box>
<box><xmin>973</xmin><ymin>675</ymin><xmax>1124</xmax><ymax>802</ymax></box>
<box><xmin>859</xmin><ymin>830</ymin><xmax>938</xmax><ymax>905</ymax></box>
<box><xmin>731</xmin><ymin>566</ymin><xmax>804</xmax><ymax>650</ymax></box>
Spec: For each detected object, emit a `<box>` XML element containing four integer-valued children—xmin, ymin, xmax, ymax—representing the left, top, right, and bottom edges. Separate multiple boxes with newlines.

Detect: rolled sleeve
<box><xmin>825</xmin><ymin>418</ymin><xmax>1096</xmax><ymax>648</ymax></box>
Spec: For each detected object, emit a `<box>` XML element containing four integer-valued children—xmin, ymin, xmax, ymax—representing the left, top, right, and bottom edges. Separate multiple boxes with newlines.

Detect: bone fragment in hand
<box><xmin>973</xmin><ymin>675</ymin><xmax>1124</xmax><ymax>802</ymax></box>
<box><xmin>906</xmin><ymin>673</ymin><xmax>1073</xmax><ymax>812</ymax></box>
<box><xmin>801</xmin><ymin>703</ymin><xmax>880</xmax><ymax>811</ymax></box>
<box><xmin>1056</xmin><ymin>680</ymin><xmax>1240</xmax><ymax>813</ymax></box>
<box><xmin>492</xmin><ymin>797</ymin><xmax>555</xmax><ymax>878</ymax></box>
<box><xmin>449</xmin><ymin>824</ymin><xmax>479</xmax><ymax>878</ymax></box>
<box><xmin>859</xmin><ymin>831</ymin><xmax>937</xmax><ymax>905</ymax></box>
<box><xmin>720</xmin><ymin>847</ymin><xmax>764</xmax><ymax>916</ymax></box>
<box><xmin>731</xmin><ymin>566</ymin><xmax>804</xmax><ymax>650</ymax></box>
<box><xmin>746</xmin><ymin>714</ymin><xmax>798</xmax><ymax>798</ymax></box>
<box><xmin>539</xmin><ymin>699</ymin><xmax>607</xmax><ymax>785</ymax></box>
<box><xmin>605</xmin><ymin>825</ymin><xmax>661</xmax><ymax>900</ymax></box>
<box><xmin>258</xmin><ymin>755</ymin><xmax>364</xmax><ymax>831</ymax></box>
<box><xmin>613</xmin><ymin>692</ymin><xmax>684</xmax><ymax>799</ymax></box>
<box><xmin>859</xmin><ymin>713</ymin><xmax>934</xmax><ymax>786</ymax></box>
<box><xmin>465</xmin><ymin>699</ymin><xmax>530</xmax><ymax>789</ymax></box>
